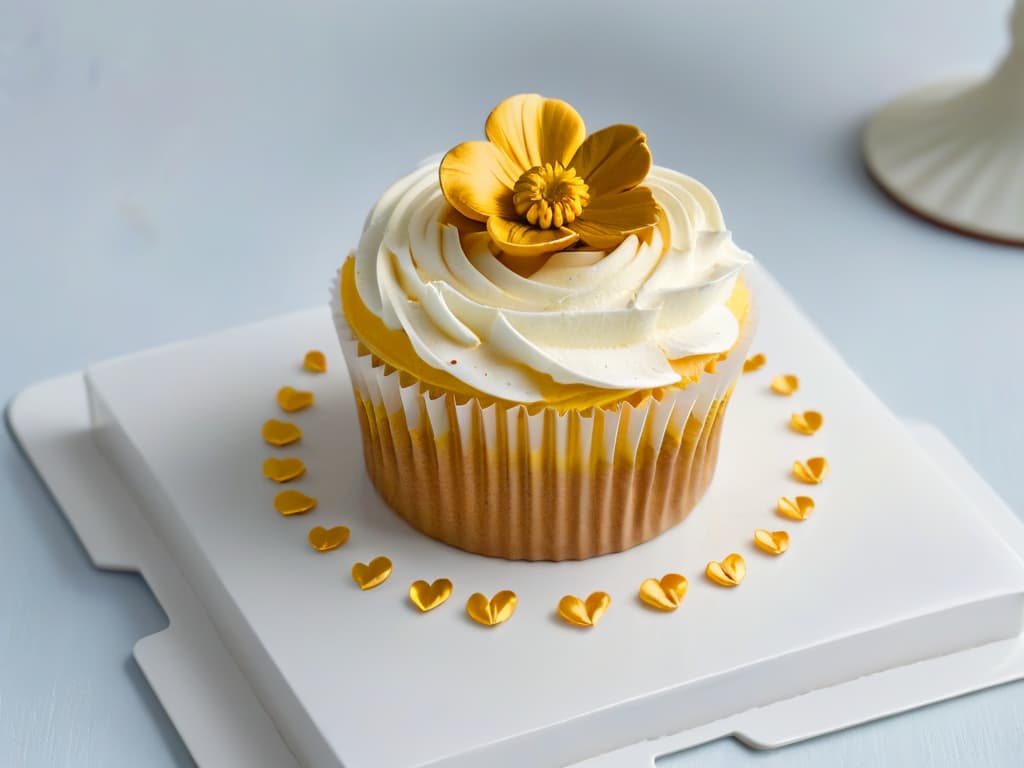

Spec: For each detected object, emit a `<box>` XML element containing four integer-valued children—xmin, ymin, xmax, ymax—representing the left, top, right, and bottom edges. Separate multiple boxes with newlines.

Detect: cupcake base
<box><xmin>352</xmin><ymin>383</ymin><xmax>732</xmax><ymax>560</ymax></box>
<box><xmin>336</xmin><ymin>287</ymin><xmax>756</xmax><ymax>561</ymax></box>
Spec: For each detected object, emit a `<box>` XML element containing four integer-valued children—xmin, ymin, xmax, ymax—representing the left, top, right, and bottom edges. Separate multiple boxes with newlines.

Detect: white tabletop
<box><xmin>2</xmin><ymin>1</ymin><xmax>1022</xmax><ymax>766</ymax></box>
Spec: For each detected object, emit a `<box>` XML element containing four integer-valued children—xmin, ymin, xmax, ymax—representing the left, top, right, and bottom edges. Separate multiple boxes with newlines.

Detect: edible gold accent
<box><xmin>754</xmin><ymin>529</ymin><xmax>790</xmax><ymax>555</ymax></box>
<box><xmin>557</xmin><ymin>592</ymin><xmax>611</xmax><ymax>627</ymax></box>
<box><xmin>262</xmin><ymin>419</ymin><xmax>301</xmax><ymax>446</ymax></box>
<box><xmin>638</xmin><ymin>574</ymin><xmax>689</xmax><ymax>612</ymax></box>
<box><xmin>743</xmin><ymin>353</ymin><xmax>766</xmax><ymax>373</ymax></box>
<box><xmin>793</xmin><ymin>456</ymin><xmax>829</xmax><ymax>484</ymax></box>
<box><xmin>439</xmin><ymin>94</ymin><xmax>657</xmax><ymax>257</ymax></box>
<box><xmin>303</xmin><ymin>350</ymin><xmax>327</xmax><ymax>373</ymax></box>
<box><xmin>770</xmin><ymin>374</ymin><xmax>799</xmax><ymax>395</ymax></box>
<box><xmin>277</xmin><ymin>386</ymin><xmax>314</xmax><ymax>413</ymax></box>
<box><xmin>308</xmin><ymin>525</ymin><xmax>350</xmax><ymax>551</ymax></box>
<box><xmin>409</xmin><ymin>579</ymin><xmax>453</xmax><ymax>612</ymax></box>
<box><xmin>705</xmin><ymin>553</ymin><xmax>746</xmax><ymax>587</ymax></box>
<box><xmin>351</xmin><ymin>556</ymin><xmax>393</xmax><ymax>590</ymax></box>
<box><xmin>274</xmin><ymin>489</ymin><xmax>317</xmax><ymax>516</ymax></box>
<box><xmin>790</xmin><ymin>410</ymin><xmax>823</xmax><ymax>435</ymax></box>
<box><xmin>262</xmin><ymin>457</ymin><xmax>306</xmax><ymax>483</ymax></box>
<box><xmin>777</xmin><ymin>495</ymin><xmax>815</xmax><ymax>521</ymax></box>
<box><xmin>466</xmin><ymin>590</ymin><xmax>518</xmax><ymax>627</ymax></box>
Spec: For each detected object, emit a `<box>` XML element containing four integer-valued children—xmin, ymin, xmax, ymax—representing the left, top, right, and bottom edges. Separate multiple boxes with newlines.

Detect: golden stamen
<box><xmin>512</xmin><ymin>162</ymin><xmax>590</xmax><ymax>229</ymax></box>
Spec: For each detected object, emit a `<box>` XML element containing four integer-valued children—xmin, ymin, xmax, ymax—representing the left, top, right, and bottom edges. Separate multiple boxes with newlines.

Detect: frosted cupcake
<box><xmin>334</xmin><ymin>95</ymin><xmax>755</xmax><ymax>561</ymax></box>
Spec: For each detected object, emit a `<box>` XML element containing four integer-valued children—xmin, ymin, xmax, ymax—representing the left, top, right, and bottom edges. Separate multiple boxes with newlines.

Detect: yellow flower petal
<box><xmin>485</xmin><ymin>94</ymin><xmax>586</xmax><ymax>171</ymax></box>
<box><xmin>439</xmin><ymin>141</ymin><xmax>519</xmax><ymax>222</ymax></box>
<box><xmin>487</xmin><ymin>216</ymin><xmax>579</xmax><ymax>258</ymax></box>
<box><xmin>570</xmin><ymin>186</ymin><xmax>659</xmax><ymax>249</ymax></box>
<box><xmin>569</xmin><ymin>124</ymin><xmax>652</xmax><ymax>198</ymax></box>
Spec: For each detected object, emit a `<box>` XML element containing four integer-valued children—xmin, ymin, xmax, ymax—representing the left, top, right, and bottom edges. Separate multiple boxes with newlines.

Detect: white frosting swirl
<box><xmin>352</xmin><ymin>162</ymin><xmax>752</xmax><ymax>402</ymax></box>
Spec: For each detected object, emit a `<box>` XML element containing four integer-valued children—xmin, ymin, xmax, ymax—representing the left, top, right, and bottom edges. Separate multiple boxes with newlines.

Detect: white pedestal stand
<box><xmin>864</xmin><ymin>2</ymin><xmax>1024</xmax><ymax>244</ymax></box>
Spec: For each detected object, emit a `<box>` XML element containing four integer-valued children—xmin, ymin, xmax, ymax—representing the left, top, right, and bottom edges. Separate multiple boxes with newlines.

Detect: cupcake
<box><xmin>334</xmin><ymin>94</ymin><xmax>755</xmax><ymax>561</ymax></box>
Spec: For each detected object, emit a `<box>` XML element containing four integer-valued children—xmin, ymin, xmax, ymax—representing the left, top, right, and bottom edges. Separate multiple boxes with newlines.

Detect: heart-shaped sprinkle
<box><xmin>778</xmin><ymin>495</ymin><xmax>815</xmax><ymax>521</ymax></box>
<box><xmin>557</xmin><ymin>592</ymin><xmax>612</xmax><ymax>627</ymax></box>
<box><xmin>303</xmin><ymin>350</ymin><xmax>327</xmax><ymax>373</ymax></box>
<box><xmin>790</xmin><ymin>411</ymin><xmax>823</xmax><ymax>435</ymax></box>
<box><xmin>308</xmin><ymin>526</ymin><xmax>350</xmax><ymax>552</ymax></box>
<box><xmin>638</xmin><ymin>574</ymin><xmax>689</xmax><ymax>611</ymax></box>
<box><xmin>351</xmin><ymin>556</ymin><xmax>393</xmax><ymax>590</ymax></box>
<box><xmin>262</xmin><ymin>457</ymin><xmax>306</xmax><ymax>483</ymax></box>
<box><xmin>277</xmin><ymin>386</ymin><xmax>314</xmax><ymax>413</ymax></box>
<box><xmin>466</xmin><ymin>591</ymin><xmax>518</xmax><ymax>627</ymax></box>
<box><xmin>409</xmin><ymin>579</ymin><xmax>453</xmax><ymax>612</ymax></box>
<box><xmin>793</xmin><ymin>457</ymin><xmax>829</xmax><ymax>484</ymax></box>
<box><xmin>262</xmin><ymin>419</ymin><xmax>302</xmax><ymax>446</ymax></box>
<box><xmin>770</xmin><ymin>374</ymin><xmax>799</xmax><ymax>395</ymax></box>
<box><xmin>754</xmin><ymin>529</ymin><xmax>790</xmax><ymax>555</ymax></box>
<box><xmin>706</xmin><ymin>553</ymin><xmax>746</xmax><ymax>587</ymax></box>
<box><xmin>274</xmin><ymin>489</ymin><xmax>317</xmax><ymax>516</ymax></box>
<box><xmin>743</xmin><ymin>353</ymin><xmax>766</xmax><ymax>373</ymax></box>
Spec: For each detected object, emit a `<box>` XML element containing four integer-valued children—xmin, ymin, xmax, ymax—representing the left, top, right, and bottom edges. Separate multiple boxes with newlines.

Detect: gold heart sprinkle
<box><xmin>706</xmin><ymin>553</ymin><xmax>746</xmax><ymax>587</ymax></box>
<box><xmin>793</xmin><ymin>456</ymin><xmax>830</xmax><ymax>484</ymax></box>
<box><xmin>754</xmin><ymin>529</ymin><xmax>790</xmax><ymax>555</ymax></box>
<box><xmin>308</xmin><ymin>526</ymin><xmax>350</xmax><ymax>552</ymax></box>
<box><xmin>277</xmin><ymin>386</ymin><xmax>314</xmax><ymax>413</ymax></box>
<box><xmin>466</xmin><ymin>591</ymin><xmax>518</xmax><ymax>627</ymax></box>
<box><xmin>790</xmin><ymin>410</ymin><xmax>823</xmax><ymax>435</ymax></box>
<box><xmin>778</xmin><ymin>495</ymin><xmax>815</xmax><ymax>521</ymax></box>
<box><xmin>557</xmin><ymin>592</ymin><xmax>612</xmax><ymax>628</ymax></box>
<box><xmin>262</xmin><ymin>419</ymin><xmax>302</xmax><ymax>446</ymax></box>
<box><xmin>262</xmin><ymin>457</ymin><xmax>306</xmax><ymax>483</ymax></box>
<box><xmin>770</xmin><ymin>374</ymin><xmax>799</xmax><ymax>395</ymax></box>
<box><xmin>274</xmin><ymin>489</ymin><xmax>317</xmax><ymax>516</ymax></box>
<box><xmin>743</xmin><ymin>353</ymin><xmax>766</xmax><ymax>373</ymax></box>
<box><xmin>638</xmin><ymin>574</ymin><xmax>689</xmax><ymax>612</ymax></box>
<box><xmin>351</xmin><ymin>556</ymin><xmax>393</xmax><ymax>590</ymax></box>
<box><xmin>303</xmin><ymin>350</ymin><xmax>327</xmax><ymax>373</ymax></box>
<box><xmin>409</xmin><ymin>579</ymin><xmax>453</xmax><ymax>612</ymax></box>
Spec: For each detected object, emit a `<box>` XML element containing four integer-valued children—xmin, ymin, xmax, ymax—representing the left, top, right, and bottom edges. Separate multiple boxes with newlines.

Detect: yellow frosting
<box><xmin>340</xmin><ymin>256</ymin><xmax>751</xmax><ymax>411</ymax></box>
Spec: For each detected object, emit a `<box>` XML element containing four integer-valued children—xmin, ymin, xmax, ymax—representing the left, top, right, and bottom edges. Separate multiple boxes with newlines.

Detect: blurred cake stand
<box><xmin>863</xmin><ymin>1</ymin><xmax>1024</xmax><ymax>245</ymax></box>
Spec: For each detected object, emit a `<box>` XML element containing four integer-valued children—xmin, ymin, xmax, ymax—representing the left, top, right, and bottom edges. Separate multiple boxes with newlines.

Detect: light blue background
<box><xmin>2</xmin><ymin>1</ymin><xmax>1022</xmax><ymax>765</ymax></box>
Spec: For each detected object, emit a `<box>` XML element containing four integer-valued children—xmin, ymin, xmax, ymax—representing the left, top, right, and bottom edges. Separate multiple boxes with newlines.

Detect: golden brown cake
<box><xmin>334</xmin><ymin>94</ymin><xmax>756</xmax><ymax>561</ymax></box>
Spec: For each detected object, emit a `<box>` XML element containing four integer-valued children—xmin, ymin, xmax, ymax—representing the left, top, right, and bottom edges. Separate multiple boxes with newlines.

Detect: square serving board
<box><xmin>10</xmin><ymin>263</ymin><xmax>1024</xmax><ymax>768</ymax></box>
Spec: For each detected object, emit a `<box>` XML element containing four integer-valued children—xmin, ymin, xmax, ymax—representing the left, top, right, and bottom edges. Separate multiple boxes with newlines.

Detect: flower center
<box><xmin>512</xmin><ymin>162</ymin><xmax>590</xmax><ymax>229</ymax></box>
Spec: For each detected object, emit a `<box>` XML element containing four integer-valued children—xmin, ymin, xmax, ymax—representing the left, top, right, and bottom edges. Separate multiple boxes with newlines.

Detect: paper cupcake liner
<box><xmin>332</xmin><ymin>275</ymin><xmax>757</xmax><ymax>561</ymax></box>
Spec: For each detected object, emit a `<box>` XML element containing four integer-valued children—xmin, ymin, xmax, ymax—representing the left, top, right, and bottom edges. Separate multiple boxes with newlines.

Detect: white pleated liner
<box><xmin>331</xmin><ymin>273</ymin><xmax>757</xmax><ymax>561</ymax></box>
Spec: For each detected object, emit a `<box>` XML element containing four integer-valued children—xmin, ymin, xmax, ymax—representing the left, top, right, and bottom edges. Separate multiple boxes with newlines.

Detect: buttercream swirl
<box><xmin>352</xmin><ymin>162</ymin><xmax>752</xmax><ymax>403</ymax></box>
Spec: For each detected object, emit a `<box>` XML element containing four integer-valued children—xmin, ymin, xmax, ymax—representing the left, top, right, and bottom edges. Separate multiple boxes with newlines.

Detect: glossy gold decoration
<box><xmin>351</xmin><ymin>556</ymin><xmax>393</xmax><ymax>590</ymax></box>
<box><xmin>743</xmin><ymin>353</ymin><xmax>766</xmax><ymax>373</ymax></box>
<box><xmin>409</xmin><ymin>579</ymin><xmax>453</xmax><ymax>613</ymax></box>
<box><xmin>262</xmin><ymin>418</ymin><xmax>302</xmax><ymax>446</ymax></box>
<box><xmin>638</xmin><ymin>574</ymin><xmax>689</xmax><ymax>612</ymax></box>
<box><xmin>466</xmin><ymin>590</ymin><xmax>518</xmax><ymax>627</ymax></box>
<box><xmin>303</xmin><ymin>350</ymin><xmax>327</xmax><ymax>373</ymax></box>
<box><xmin>308</xmin><ymin>525</ymin><xmax>350</xmax><ymax>552</ymax></box>
<box><xmin>790</xmin><ymin>410</ymin><xmax>823</xmax><ymax>435</ymax></box>
<box><xmin>277</xmin><ymin>386</ymin><xmax>315</xmax><ymax>413</ymax></box>
<box><xmin>262</xmin><ymin>457</ymin><xmax>306</xmax><ymax>483</ymax></box>
<box><xmin>439</xmin><ymin>94</ymin><xmax>658</xmax><ymax>257</ymax></box>
<box><xmin>777</xmin><ymin>495</ymin><xmax>815</xmax><ymax>521</ymax></box>
<box><xmin>274</xmin><ymin>489</ymin><xmax>317</xmax><ymax>516</ymax></box>
<box><xmin>793</xmin><ymin>456</ymin><xmax>829</xmax><ymax>484</ymax></box>
<box><xmin>557</xmin><ymin>592</ymin><xmax>611</xmax><ymax>627</ymax></box>
<box><xmin>705</xmin><ymin>553</ymin><xmax>746</xmax><ymax>587</ymax></box>
<box><xmin>754</xmin><ymin>529</ymin><xmax>790</xmax><ymax>555</ymax></box>
<box><xmin>770</xmin><ymin>374</ymin><xmax>799</xmax><ymax>395</ymax></box>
